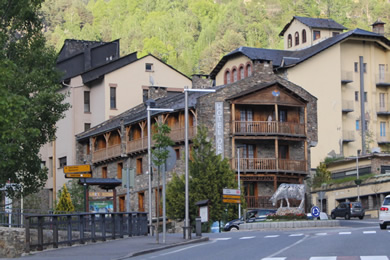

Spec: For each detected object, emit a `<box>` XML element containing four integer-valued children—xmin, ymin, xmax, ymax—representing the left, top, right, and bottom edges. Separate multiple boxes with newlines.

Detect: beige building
<box><xmin>40</xmin><ymin>40</ymin><xmax>191</xmax><ymax>208</ymax></box>
<box><xmin>210</xmin><ymin>16</ymin><xmax>390</xmax><ymax>169</ymax></box>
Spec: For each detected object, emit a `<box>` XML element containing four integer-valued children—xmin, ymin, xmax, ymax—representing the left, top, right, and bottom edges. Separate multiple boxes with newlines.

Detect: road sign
<box><xmin>223</xmin><ymin>188</ymin><xmax>241</xmax><ymax>195</ymax></box>
<box><xmin>223</xmin><ymin>198</ymin><xmax>241</xmax><ymax>204</ymax></box>
<box><xmin>89</xmin><ymin>191</ymin><xmax>113</xmax><ymax>197</ymax></box>
<box><xmin>64</xmin><ymin>164</ymin><xmax>91</xmax><ymax>173</ymax></box>
<box><xmin>311</xmin><ymin>206</ymin><xmax>320</xmax><ymax>218</ymax></box>
<box><xmin>65</xmin><ymin>173</ymin><xmax>92</xmax><ymax>178</ymax></box>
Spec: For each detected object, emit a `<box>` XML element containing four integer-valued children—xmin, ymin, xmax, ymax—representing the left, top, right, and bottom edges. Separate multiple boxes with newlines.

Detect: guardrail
<box><xmin>24</xmin><ymin>212</ymin><xmax>148</xmax><ymax>253</ymax></box>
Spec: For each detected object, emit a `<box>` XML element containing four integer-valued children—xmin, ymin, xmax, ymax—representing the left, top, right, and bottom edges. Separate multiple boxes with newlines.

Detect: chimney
<box><xmin>191</xmin><ymin>74</ymin><xmax>213</xmax><ymax>89</ymax></box>
<box><xmin>371</xmin><ymin>19</ymin><xmax>386</xmax><ymax>36</ymax></box>
<box><xmin>148</xmin><ymin>86</ymin><xmax>168</xmax><ymax>100</ymax></box>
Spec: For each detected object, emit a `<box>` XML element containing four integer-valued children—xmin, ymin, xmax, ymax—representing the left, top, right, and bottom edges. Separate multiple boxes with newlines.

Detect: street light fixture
<box><xmin>145</xmin><ymin>99</ymin><xmax>174</xmax><ymax>236</ymax></box>
<box><xmin>183</xmin><ymin>87</ymin><xmax>216</xmax><ymax>240</ymax></box>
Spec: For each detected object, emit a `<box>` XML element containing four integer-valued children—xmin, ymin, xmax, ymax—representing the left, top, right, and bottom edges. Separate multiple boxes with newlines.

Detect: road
<box><xmin>129</xmin><ymin>219</ymin><xmax>388</xmax><ymax>260</ymax></box>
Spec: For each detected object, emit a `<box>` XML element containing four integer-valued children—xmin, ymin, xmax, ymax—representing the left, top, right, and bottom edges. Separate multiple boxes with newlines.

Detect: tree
<box><xmin>0</xmin><ymin>0</ymin><xmax>69</xmax><ymax>198</ymax></box>
<box><xmin>166</xmin><ymin>172</ymin><xmax>185</xmax><ymax>220</ymax></box>
<box><xmin>57</xmin><ymin>179</ymin><xmax>84</xmax><ymax>212</ymax></box>
<box><xmin>55</xmin><ymin>184</ymin><xmax>75</xmax><ymax>213</ymax></box>
<box><xmin>151</xmin><ymin>122</ymin><xmax>174</xmax><ymax>243</ymax></box>
<box><xmin>311</xmin><ymin>161</ymin><xmax>332</xmax><ymax>188</ymax></box>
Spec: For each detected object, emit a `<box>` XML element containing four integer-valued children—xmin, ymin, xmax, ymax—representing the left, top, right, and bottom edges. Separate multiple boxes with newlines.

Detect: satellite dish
<box><xmin>372</xmin><ymin>147</ymin><xmax>381</xmax><ymax>153</ymax></box>
<box><xmin>152</xmin><ymin>146</ymin><xmax>176</xmax><ymax>172</ymax></box>
<box><xmin>149</xmin><ymin>75</ymin><xmax>155</xmax><ymax>86</ymax></box>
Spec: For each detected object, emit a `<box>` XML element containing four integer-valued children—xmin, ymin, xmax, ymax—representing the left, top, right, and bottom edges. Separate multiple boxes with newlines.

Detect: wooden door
<box><xmin>138</xmin><ymin>192</ymin><xmax>145</xmax><ymax>212</ymax></box>
<box><xmin>119</xmin><ymin>195</ymin><xmax>125</xmax><ymax>212</ymax></box>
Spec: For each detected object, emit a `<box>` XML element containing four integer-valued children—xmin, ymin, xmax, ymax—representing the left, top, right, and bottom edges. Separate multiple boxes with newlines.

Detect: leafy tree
<box><xmin>55</xmin><ymin>184</ymin><xmax>75</xmax><ymax>213</ymax></box>
<box><xmin>311</xmin><ymin>161</ymin><xmax>332</xmax><ymax>188</ymax></box>
<box><xmin>166</xmin><ymin>172</ymin><xmax>185</xmax><ymax>220</ymax></box>
<box><xmin>152</xmin><ymin>122</ymin><xmax>174</xmax><ymax>243</ymax></box>
<box><xmin>0</xmin><ymin>0</ymin><xmax>69</xmax><ymax>198</ymax></box>
<box><xmin>57</xmin><ymin>179</ymin><xmax>85</xmax><ymax>212</ymax></box>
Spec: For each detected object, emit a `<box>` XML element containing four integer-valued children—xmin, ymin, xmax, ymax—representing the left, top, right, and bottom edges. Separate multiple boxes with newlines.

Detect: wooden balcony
<box><xmin>246</xmin><ymin>196</ymin><xmax>273</xmax><ymax>209</ymax></box>
<box><xmin>232</xmin><ymin>158</ymin><xmax>306</xmax><ymax>172</ymax></box>
<box><xmin>126</xmin><ymin>126</ymin><xmax>196</xmax><ymax>154</ymax></box>
<box><xmin>232</xmin><ymin>121</ymin><xmax>305</xmax><ymax>136</ymax></box>
<box><xmin>92</xmin><ymin>144</ymin><xmax>121</xmax><ymax>163</ymax></box>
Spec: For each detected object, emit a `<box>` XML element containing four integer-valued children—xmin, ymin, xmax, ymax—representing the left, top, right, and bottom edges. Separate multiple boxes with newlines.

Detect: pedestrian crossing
<box><xmin>261</xmin><ymin>257</ymin><xmax>388</xmax><ymax>260</ymax></box>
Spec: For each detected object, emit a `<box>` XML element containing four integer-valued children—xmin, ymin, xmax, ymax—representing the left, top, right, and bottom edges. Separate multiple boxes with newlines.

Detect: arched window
<box><xmin>302</xmin><ymin>29</ymin><xmax>307</xmax><ymax>43</ymax></box>
<box><xmin>246</xmin><ymin>64</ymin><xmax>252</xmax><ymax>77</ymax></box>
<box><xmin>239</xmin><ymin>66</ymin><xmax>244</xmax><ymax>80</ymax></box>
<box><xmin>288</xmin><ymin>34</ymin><xmax>292</xmax><ymax>48</ymax></box>
<box><xmin>225</xmin><ymin>70</ymin><xmax>230</xmax><ymax>84</ymax></box>
<box><xmin>232</xmin><ymin>68</ymin><xmax>237</xmax><ymax>82</ymax></box>
<box><xmin>295</xmin><ymin>32</ymin><xmax>299</xmax><ymax>45</ymax></box>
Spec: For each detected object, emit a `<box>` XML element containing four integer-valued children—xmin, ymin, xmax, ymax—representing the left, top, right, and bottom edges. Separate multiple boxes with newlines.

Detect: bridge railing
<box><xmin>24</xmin><ymin>212</ymin><xmax>148</xmax><ymax>253</ymax></box>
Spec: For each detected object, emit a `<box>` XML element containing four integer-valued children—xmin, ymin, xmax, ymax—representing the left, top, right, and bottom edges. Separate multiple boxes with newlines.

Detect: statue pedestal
<box><xmin>276</xmin><ymin>207</ymin><xmax>305</xmax><ymax>216</ymax></box>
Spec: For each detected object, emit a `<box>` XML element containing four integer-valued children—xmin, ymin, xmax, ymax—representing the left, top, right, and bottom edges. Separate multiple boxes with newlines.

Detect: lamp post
<box><xmin>356</xmin><ymin>149</ymin><xmax>361</xmax><ymax>202</ymax></box>
<box><xmin>184</xmin><ymin>87</ymin><xmax>215</xmax><ymax>240</ymax></box>
<box><xmin>236</xmin><ymin>146</ymin><xmax>245</xmax><ymax>219</ymax></box>
<box><xmin>145</xmin><ymin>99</ymin><xmax>173</xmax><ymax>236</ymax></box>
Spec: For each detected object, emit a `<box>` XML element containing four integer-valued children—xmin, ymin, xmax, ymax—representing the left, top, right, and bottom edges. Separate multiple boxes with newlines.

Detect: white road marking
<box><xmin>239</xmin><ymin>236</ymin><xmax>255</xmax><ymax>240</ymax></box>
<box><xmin>310</xmin><ymin>257</ymin><xmax>337</xmax><ymax>260</ymax></box>
<box><xmin>339</xmin><ymin>232</ymin><xmax>351</xmax><ymax>235</ymax></box>
<box><xmin>265</xmin><ymin>235</ymin><xmax>280</xmax><ymax>238</ymax></box>
<box><xmin>315</xmin><ymin>233</ymin><xmax>327</xmax><ymax>236</ymax></box>
<box><xmin>214</xmin><ymin>237</ymin><xmax>232</xmax><ymax>240</ymax></box>
<box><xmin>263</xmin><ymin>235</ymin><xmax>308</xmax><ymax>259</ymax></box>
<box><xmin>289</xmin><ymin>233</ymin><xmax>303</xmax><ymax>237</ymax></box>
<box><xmin>363</xmin><ymin>231</ymin><xmax>376</xmax><ymax>234</ymax></box>
<box><xmin>360</xmin><ymin>257</ymin><xmax>389</xmax><ymax>260</ymax></box>
<box><xmin>261</xmin><ymin>258</ymin><xmax>286</xmax><ymax>260</ymax></box>
<box><xmin>159</xmin><ymin>239</ymin><xmax>217</xmax><ymax>256</ymax></box>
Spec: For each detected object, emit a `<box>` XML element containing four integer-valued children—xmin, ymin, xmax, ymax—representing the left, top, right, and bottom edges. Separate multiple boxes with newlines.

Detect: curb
<box><xmin>115</xmin><ymin>236</ymin><xmax>210</xmax><ymax>259</ymax></box>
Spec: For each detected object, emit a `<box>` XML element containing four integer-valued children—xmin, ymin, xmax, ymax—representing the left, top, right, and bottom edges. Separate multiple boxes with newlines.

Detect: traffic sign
<box><xmin>223</xmin><ymin>198</ymin><xmax>240</xmax><ymax>204</ymax></box>
<box><xmin>311</xmin><ymin>206</ymin><xmax>320</xmax><ymax>218</ymax></box>
<box><xmin>64</xmin><ymin>164</ymin><xmax>91</xmax><ymax>173</ymax></box>
<box><xmin>223</xmin><ymin>188</ymin><xmax>241</xmax><ymax>195</ymax></box>
<box><xmin>65</xmin><ymin>173</ymin><xmax>92</xmax><ymax>178</ymax></box>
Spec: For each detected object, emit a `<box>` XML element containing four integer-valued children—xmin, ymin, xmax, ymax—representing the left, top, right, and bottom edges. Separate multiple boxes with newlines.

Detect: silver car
<box><xmin>379</xmin><ymin>195</ymin><xmax>390</xmax><ymax>229</ymax></box>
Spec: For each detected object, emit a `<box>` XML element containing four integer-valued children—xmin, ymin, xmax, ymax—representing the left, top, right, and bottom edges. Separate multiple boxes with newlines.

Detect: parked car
<box><xmin>224</xmin><ymin>209</ymin><xmax>276</xmax><ymax>231</ymax></box>
<box><xmin>379</xmin><ymin>195</ymin><xmax>390</xmax><ymax>230</ymax></box>
<box><xmin>330</xmin><ymin>201</ymin><xmax>365</xmax><ymax>220</ymax></box>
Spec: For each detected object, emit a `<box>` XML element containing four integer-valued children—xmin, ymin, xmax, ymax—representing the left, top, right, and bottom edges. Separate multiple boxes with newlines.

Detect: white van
<box><xmin>379</xmin><ymin>195</ymin><xmax>390</xmax><ymax>229</ymax></box>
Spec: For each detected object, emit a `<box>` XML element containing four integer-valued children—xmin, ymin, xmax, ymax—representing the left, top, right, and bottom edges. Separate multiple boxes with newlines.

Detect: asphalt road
<box><xmin>129</xmin><ymin>218</ymin><xmax>388</xmax><ymax>260</ymax></box>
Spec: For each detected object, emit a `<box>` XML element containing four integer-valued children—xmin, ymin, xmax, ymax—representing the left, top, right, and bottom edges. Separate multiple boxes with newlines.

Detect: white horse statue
<box><xmin>269</xmin><ymin>183</ymin><xmax>305</xmax><ymax>209</ymax></box>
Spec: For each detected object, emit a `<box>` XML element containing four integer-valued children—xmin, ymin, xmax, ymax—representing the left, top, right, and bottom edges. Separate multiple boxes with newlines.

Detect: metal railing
<box><xmin>232</xmin><ymin>121</ymin><xmax>305</xmax><ymax>136</ymax></box>
<box><xmin>25</xmin><ymin>212</ymin><xmax>148</xmax><ymax>253</ymax></box>
<box><xmin>232</xmin><ymin>158</ymin><xmax>306</xmax><ymax>172</ymax></box>
<box><xmin>92</xmin><ymin>144</ymin><xmax>122</xmax><ymax>163</ymax></box>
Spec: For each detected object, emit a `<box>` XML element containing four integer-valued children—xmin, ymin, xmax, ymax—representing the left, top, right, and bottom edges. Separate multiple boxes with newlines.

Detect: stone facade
<box><xmin>0</xmin><ymin>227</ymin><xmax>25</xmax><ymax>258</ymax></box>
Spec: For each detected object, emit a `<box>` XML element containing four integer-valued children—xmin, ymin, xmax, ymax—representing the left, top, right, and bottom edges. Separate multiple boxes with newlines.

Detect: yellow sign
<box><xmin>65</xmin><ymin>173</ymin><xmax>92</xmax><ymax>178</ymax></box>
<box><xmin>223</xmin><ymin>198</ymin><xmax>241</xmax><ymax>204</ymax></box>
<box><xmin>89</xmin><ymin>192</ymin><xmax>114</xmax><ymax>197</ymax></box>
<box><xmin>64</xmin><ymin>165</ymin><xmax>91</xmax><ymax>173</ymax></box>
<box><xmin>223</xmin><ymin>195</ymin><xmax>241</xmax><ymax>199</ymax></box>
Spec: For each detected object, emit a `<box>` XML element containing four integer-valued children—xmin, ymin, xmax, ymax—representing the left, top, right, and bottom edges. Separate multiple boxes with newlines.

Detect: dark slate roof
<box><xmin>76</xmin><ymin>89</ymin><xmax>211</xmax><ymax>141</ymax></box>
<box><xmin>81</xmin><ymin>52</ymin><xmax>138</xmax><ymax>84</ymax></box>
<box><xmin>57</xmin><ymin>39</ymin><xmax>109</xmax><ymax>62</ymax></box>
<box><xmin>279</xmin><ymin>16</ymin><xmax>347</xmax><ymax>36</ymax></box>
<box><xmin>210</xmin><ymin>28</ymin><xmax>390</xmax><ymax>79</ymax></box>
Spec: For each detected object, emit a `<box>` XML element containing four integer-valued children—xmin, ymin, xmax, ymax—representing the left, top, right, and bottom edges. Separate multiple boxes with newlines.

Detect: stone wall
<box><xmin>0</xmin><ymin>227</ymin><xmax>25</xmax><ymax>258</ymax></box>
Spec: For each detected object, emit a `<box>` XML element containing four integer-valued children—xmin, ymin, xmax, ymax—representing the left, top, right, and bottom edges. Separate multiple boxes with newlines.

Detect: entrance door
<box><xmin>119</xmin><ymin>195</ymin><xmax>125</xmax><ymax>212</ymax></box>
<box><xmin>138</xmin><ymin>192</ymin><xmax>145</xmax><ymax>212</ymax></box>
<box><xmin>244</xmin><ymin>182</ymin><xmax>258</xmax><ymax>208</ymax></box>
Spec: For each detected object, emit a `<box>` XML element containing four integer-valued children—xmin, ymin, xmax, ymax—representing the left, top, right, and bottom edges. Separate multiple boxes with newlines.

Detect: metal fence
<box><xmin>24</xmin><ymin>212</ymin><xmax>148</xmax><ymax>253</ymax></box>
<box><xmin>0</xmin><ymin>208</ymin><xmax>52</xmax><ymax>228</ymax></box>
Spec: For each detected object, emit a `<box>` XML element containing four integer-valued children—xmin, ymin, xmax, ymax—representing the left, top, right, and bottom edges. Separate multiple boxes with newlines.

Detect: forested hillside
<box><xmin>40</xmin><ymin>0</ymin><xmax>390</xmax><ymax>75</ymax></box>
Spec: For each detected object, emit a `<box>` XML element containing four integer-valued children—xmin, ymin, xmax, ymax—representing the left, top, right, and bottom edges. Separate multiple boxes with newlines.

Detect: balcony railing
<box><xmin>126</xmin><ymin>126</ymin><xmax>196</xmax><ymax>154</ymax></box>
<box><xmin>232</xmin><ymin>158</ymin><xmax>306</xmax><ymax>172</ymax></box>
<box><xmin>376</xmin><ymin>73</ymin><xmax>390</xmax><ymax>86</ymax></box>
<box><xmin>92</xmin><ymin>144</ymin><xmax>121</xmax><ymax>163</ymax></box>
<box><xmin>341</xmin><ymin>70</ymin><xmax>353</xmax><ymax>84</ymax></box>
<box><xmin>377</xmin><ymin>133</ymin><xmax>390</xmax><ymax>143</ymax></box>
<box><xmin>342</xmin><ymin>130</ymin><xmax>355</xmax><ymax>142</ymax></box>
<box><xmin>232</xmin><ymin>121</ymin><xmax>305</xmax><ymax>136</ymax></box>
<box><xmin>377</xmin><ymin>104</ymin><xmax>390</xmax><ymax>114</ymax></box>
<box><xmin>342</xmin><ymin>100</ymin><xmax>354</xmax><ymax>112</ymax></box>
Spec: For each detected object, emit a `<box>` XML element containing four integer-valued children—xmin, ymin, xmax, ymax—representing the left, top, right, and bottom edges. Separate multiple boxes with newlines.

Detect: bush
<box><xmin>266</xmin><ymin>213</ymin><xmax>307</xmax><ymax>221</ymax></box>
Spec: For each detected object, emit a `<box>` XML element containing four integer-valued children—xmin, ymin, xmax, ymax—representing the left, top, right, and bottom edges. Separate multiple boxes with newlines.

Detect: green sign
<box><xmin>89</xmin><ymin>200</ymin><xmax>113</xmax><ymax>213</ymax></box>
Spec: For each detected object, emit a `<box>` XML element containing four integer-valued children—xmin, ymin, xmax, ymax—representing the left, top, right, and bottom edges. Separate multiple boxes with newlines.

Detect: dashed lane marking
<box><xmin>239</xmin><ymin>236</ymin><xmax>255</xmax><ymax>240</ymax></box>
<box><xmin>289</xmin><ymin>233</ymin><xmax>304</xmax><ymax>237</ymax></box>
<box><xmin>363</xmin><ymin>231</ymin><xmax>376</xmax><ymax>234</ymax></box>
<box><xmin>338</xmin><ymin>232</ymin><xmax>351</xmax><ymax>235</ymax></box>
<box><xmin>265</xmin><ymin>235</ymin><xmax>280</xmax><ymax>238</ymax></box>
<box><xmin>315</xmin><ymin>233</ymin><xmax>327</xmax><ymax>236</ymax></box>
<box><xmin>214</xmin><ymin>237</ymin><xmax>232</xmax><ymax>241</ymax></box>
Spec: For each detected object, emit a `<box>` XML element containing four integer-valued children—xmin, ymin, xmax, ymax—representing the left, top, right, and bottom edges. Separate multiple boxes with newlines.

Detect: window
<box><xmin>355</xmin><ymin>91</ymin><xmax>359</xmax><ymax>101</ymax></box>
<box><xmin>233</xmin><ymin>68</ymin><xmax>237</xmax><ymax>82</ymax></box>
<box><xmin>136</xmin><ymin>157</ymin><xmax>143</xmax><ymax>175</ymax></box>
<box><xmin>110</xmin><ymin>87</ymin><xmax>116</xmax><ymax>109</ymax></box>
<box><xmin>354</xmin><ymin>62</ymin><xmax>358</xmax><ymax>72</ymax></box>
<box><xmin>363</xmin><ymin>63</ymin><xmax>367</xmax><ymax>73</ymax></box>
<box><xmin>84</xmin><ymin>123</ymin><xmax>91</xmax><ymax>131</ymax></box>
<box><xmin>86</xmin><ymin>141</ymin><xmax>90</xmax><ymax>155</ymax></box>
<box><xmin>364</xmin><ymin>92</ymin><xmax>368</xmax><ymax>102</ymax></box>
<box><xmin>302</xmin><ymin>29</ymin><xmax>307</xmax><ymax>43</ymax></box>
<box><xmin>380</xmin><ymin>93</ymin><xmax>386</xmax><ymax>108</ymax></box>
<box><xmin>379</xmin><ymin>64</ymin><xmax>386</xmax><ymax>82</ymax></box>
<box><xmin>279</xmin><ymin>145</ymin><xmax>289</xmax><ymax>159</ymax></box>
<box><xmin>49</xmin><ymin>157</ymin><xmax>53</xmax><ymax>177</ymax></box>
<box><xmin>239</xmin><ymin>66</ymin><xmax>244</xmax><ymax>80</ymax></box>
<box><xmin>175</xmin><ymin>148</ymin><xmax>180</xmax><ymax>160</ymax></box>
<box><xmin>246</xmin><ymin>64</ymin><xmax>252</xmax><ymax>77</ymax></box>
<box><xmin>279</xmin><ymin>110</ymin><xmax>287</xmax><ymax>122</ymax></box>
<box><xmin>240</xmin><ymin>108</ymin><xmax>253</xmax><ymax>132</ymax></box>
<box><xmin>138</xmin><ymin>192</ymin><xmax>145</xmax><ymax>212</ymax></box>
<box><xmin>84</xmin><ymin>91</ymin><xmax>90</xmax><ymax>112</ymax></box>
<box><xmin>295</xmin><ymin>32</ymin><xmax>299</xmax><ymax>45</ymax></box>
<box><xmin>145</xmin><ymin>63</ymin><xmax>153</xmax><ymax>71</ymax></box>
<box><xmin>365</xmin><ymin>120</ymin><xmax>368</xmax><ymax>130</ymax></box>
<box><xmin>225</xmin><ymin>70</ymin><xmax>230</xmax><ymax>84</ymax></box>
<box><xmin>102</xmin><ymin>166</ymin><xmax>107</xmax><ymax>178</ymax></box>
<box><xmin>117</xmin><ymin>162</ymin><xmax>123</xmax><ymax>179</ymax></box>
<box><xmin>288</xmin><ymin>34</ymin><xmax>292</xmax><ymax>48</ymax></box>
<box><xmin>313</xmin><ymin>30</ymin><xmax>321</xmax><ymax>40</ymax></box>
<box><xmin>356</xmin><ymin>120</ymin><xmax>360</xmax><ymax>130</ymax></box>
<box><xmin>59</xmin><ymin>157</ymin><xmax>67</xmax><ymax>168</ymax></box>
<box><xmin>380</xmin><ymin>122</ymin><xmax>386</xmax><ymax>137</ymax></box>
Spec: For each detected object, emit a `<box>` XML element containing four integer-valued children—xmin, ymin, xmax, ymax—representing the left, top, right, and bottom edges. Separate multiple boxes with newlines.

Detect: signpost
<box><xmin>222</xmin><ymin>188</ymin><xmax>241</xmax><ymax>204</ymax></box>
<box><xmin>64</xmin><ymin>165</ymin><xmax>92</xmax><ymax>178</ymax></box>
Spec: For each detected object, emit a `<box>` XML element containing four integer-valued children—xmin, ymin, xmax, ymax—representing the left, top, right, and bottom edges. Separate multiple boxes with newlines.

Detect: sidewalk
<box><xmin>8</xmin><ymin>234</ymin><xmax>209</xmax><ymax>260</ymax></box>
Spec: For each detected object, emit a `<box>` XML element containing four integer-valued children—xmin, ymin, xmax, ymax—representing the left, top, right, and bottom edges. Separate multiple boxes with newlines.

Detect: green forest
<box><xmin>40</xmin><ymin>0</ymin><xmax>390</xmax><ymax>76</ymax></box>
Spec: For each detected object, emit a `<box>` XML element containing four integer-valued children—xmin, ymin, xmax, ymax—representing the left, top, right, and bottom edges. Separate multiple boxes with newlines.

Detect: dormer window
<box><xmin>313</xmin><ymin>30</ymin><xmax>321</xmax><ymax>40</ymax></box>
<box><xmin>288</xmin><ymin>34</ymin><xmax>292</xmax><ymax>48</ymax></box>
<box><xmin>302</xmin><ymin>29</ymin><xmax>307</xmax><ymax>43</ymax></box>
<box><xmin>295</xmin><ymin>32</ymin><xmax>299</xmax><ymax>45</ymax></box>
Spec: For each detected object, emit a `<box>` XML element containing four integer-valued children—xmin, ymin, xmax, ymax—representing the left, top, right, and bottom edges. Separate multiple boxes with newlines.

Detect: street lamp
<box><xmin>356</xmin><ymin>149</ymin><xmax>361</xmax><ymax>202</ymax></box>
<box><xmin>145</xmin><ymin>99</ymin><xmax>174</xmax><ymax>236</ymax></box>
<box><xmin>184</xmin><ymin>87</ymin><xmax>216</xmax><ymax>240</ymax></box>
<box><xmin>236</xmin><ymin>146</ymin><xmax>245</xmax><ymax>219</ymax></box>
